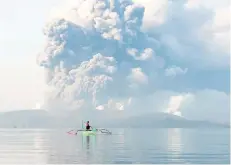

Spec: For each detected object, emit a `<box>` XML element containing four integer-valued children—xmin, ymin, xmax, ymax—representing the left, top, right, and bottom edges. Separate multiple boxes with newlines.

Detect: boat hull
<box><xmin>82</xmin><ymin>130</ymin><xmax>97</xmax><ymax>136</ymax></box>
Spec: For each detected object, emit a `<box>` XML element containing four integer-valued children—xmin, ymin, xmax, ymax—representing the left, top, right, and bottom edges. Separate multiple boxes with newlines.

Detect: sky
<box><xmin>0</xmin><ymin>0</ymin><xmax>62</xmax><ymax>110</ymax></box>
<box><xmin>0</xmin><ymin>0</ymin><xmax>230</xmax><ymax>122</ymax></box>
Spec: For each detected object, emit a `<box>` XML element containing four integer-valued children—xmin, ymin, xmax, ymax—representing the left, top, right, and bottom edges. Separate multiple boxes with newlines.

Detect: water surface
<box><xmin>0</xmin><ymin>128</ymin><xmax>229</xmax><ymax>164</ymax></box>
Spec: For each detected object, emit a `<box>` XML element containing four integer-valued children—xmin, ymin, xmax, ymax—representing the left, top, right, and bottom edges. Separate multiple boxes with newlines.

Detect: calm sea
<box><xmin>0</xmin><ymin>128</ymin><xmax>229</xmax><ymax>164</ymax></box>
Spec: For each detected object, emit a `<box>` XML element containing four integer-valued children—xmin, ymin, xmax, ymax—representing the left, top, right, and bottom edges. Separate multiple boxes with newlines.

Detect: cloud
<box><xmin>125</xmin><ymin>89</ymin><xmax>229</xmax><ymax>122</ymax></box>
<box><xmin>137</xmin><ymin>0</ymin><xmax>230</xmax><ymax>69</ymax></box>
<box><xmin>128</xmin><ymin>67</ymin><xmax>148</xmax><ymax>85</ymax></box>
<box><xmin>179</xmin><ymin>89</ymin><xmax>230</xmax><ymax>122</ymax></box>
<box><xmin>166</xmin><ymin>94</ymin><xmax>191</xmax><ymax>116</ymax></box>
<box><xmin>36</xmin><ymin>0</ymin><xmax>229</xmax><ymax>122</ymax></box>
<box><xmin>165</xmin><ymin>66</ymin><xmax>188</xmax><ymax>77</ymax></box>
<box><xmin>127</xmin><ymin>48</ymin><xmax>154</xmax><ymax>61</ymax></box>
<box><xmin>37</xmin><ymin>0</ymin><xmax>161</xmax><ymax>111</ymax></box>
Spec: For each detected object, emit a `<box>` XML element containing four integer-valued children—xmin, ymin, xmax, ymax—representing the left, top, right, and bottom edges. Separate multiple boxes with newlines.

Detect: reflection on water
<box><xmin>0</xmin><ymin>129</ymin><xmax>49</xmax><ymax>164</ymax></box>
<box><xmin>167</xmin><ymin>128</ymin><xmax>184</xmax><ymax>163</ymax></box>
<box><xmin>0</xmin><ymin>128</ymin><xmax>229</xmax><ymax>164</ymax></box>
<box><xmin>86</xmin><ymin>136</ymin><xmax>90</xmax><ymax>149</ymax></box>
<box><xmin>82</xmin><ymin>135</ymin><xmax>93</xmax><ymax>149</ymax></box>
<box><xmin>32</xmin><ymin>131</ymin><xmax>48</xmax><ymax>164</ymax></box>
<box><xmin>81</xmin><ymin>135</ymin><xmax>97</xmax><ymax>163</ymax></box>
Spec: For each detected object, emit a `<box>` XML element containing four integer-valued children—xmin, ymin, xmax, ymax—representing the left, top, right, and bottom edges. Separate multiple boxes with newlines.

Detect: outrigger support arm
<box><xmin>97</xmin><ymin>128</ymin><xmax>112</xmax><ymax>134</ymax></box>
<box><xmin>75</xmin><ymin>129</ymin><xmax>85</xmax><ymax>134</ymax></box>
<box><xmin>68</xmin><ymin>128</ymin><xmax>112</xmax><ymax>135</ymax></box>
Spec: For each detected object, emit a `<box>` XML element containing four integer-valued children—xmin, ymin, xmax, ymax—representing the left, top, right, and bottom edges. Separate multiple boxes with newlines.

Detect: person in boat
<box><xmin>85</xmin><ymin>121</ymin><xmax>92</xmax><ymax>131</ymax></box>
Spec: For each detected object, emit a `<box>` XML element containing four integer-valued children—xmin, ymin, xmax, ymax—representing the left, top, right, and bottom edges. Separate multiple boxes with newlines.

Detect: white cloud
<box><xmin>166</xmin><ymin>94</ymin><xmax>191</xmax><ymax>115</ymax></box>
<box><xmin>125</xmin><ymin>89</ymin><xmax>229</xmax><ymax>122</ymax></box>
<box><xmin>180</xmin><ymin>89</ymin><xmax>230</xmax><ymax>122</ymax></box>
<box><xmin>210</xmin><ymin>7</ymin><xmax>230</xmax><ymax>53</ymax></box>
<box><xmin>128</xmin><ymin>67</ymin><xmax>148</xmax><ymax>85</ymax></box>
<box><xmin>184</xmin><ymin>0</ymin><xmax>230</xmax><ymax>55</ymax></box>
<box><xmin>133</xmin><ymin>0</ymin><xmax>168</xmax><ymax>28</ymax></box>
<box><xmin>96</xmin><ymin>105</ymin><xmax>104</xmax><ymax>111</ymax></box>
<box><xmin>165</xmin><ymin>66</ymin><xmax>188</xmax><ymax>77</ymax></box>
<box><xmin>127</xmin><ymin>48</ymin><xmax>154</xmax><ymax>61</ymax></box>
<box><xmin>137</xmin><ymin>0</ymin><xmax>230</xmax><ymax>69</ymax></box>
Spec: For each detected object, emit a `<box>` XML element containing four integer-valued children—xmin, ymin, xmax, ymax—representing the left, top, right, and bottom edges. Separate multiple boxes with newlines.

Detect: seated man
<box><xmin>85</xmin><ymin>121</ymin><xmax>91</xmax><ymax>131</ymax></box>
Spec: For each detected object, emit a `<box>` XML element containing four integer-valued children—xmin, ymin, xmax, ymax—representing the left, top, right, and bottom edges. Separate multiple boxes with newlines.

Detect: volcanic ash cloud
<box><xmin>37</xmin><ymin>0</ymin><xmax>164</xmax><ymax>112</ymax></box>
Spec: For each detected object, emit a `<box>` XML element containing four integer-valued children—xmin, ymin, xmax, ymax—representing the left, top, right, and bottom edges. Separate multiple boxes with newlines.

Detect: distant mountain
<box><xmin>105</xmin><ymin>112</ymin><xmax>229</xmax><ymax>128</ymax></box>
<box><xmin>0</xmin><ymin>110</ymin><xmax>229</xmax><ymax>128</ymax></box>
<box><xmin>0</xmin><ymin>110</ymin><xmax>52</xmax><ymax>128</ymax></box>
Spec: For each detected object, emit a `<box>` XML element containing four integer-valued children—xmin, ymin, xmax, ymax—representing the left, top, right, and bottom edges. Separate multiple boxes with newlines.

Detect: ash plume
<box><xmin>37</xmin><ymin>0</ymin><xmax>164</xmax><ymax>112</ymax></box>
<box><xmin>37</xmin><ymin>0</ymin><xmax>229</xmax><ymax>121</ymax></box>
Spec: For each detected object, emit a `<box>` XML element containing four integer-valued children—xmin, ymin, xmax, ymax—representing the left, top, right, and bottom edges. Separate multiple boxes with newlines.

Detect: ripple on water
<box><xmin>0</xmin><ymin>128</ymin><xmax>229</xmax><ymax>164</ymax></box>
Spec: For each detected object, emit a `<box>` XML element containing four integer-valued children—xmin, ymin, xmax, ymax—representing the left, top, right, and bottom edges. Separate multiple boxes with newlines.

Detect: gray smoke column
<box><xmin>37</xmin><ymin>0</ymin><xmax>165</xmax><ymax>112</ymax></box>
<box><xmin>36</xmin><ymin>0</ymin><xmax>227</xmax><ymax>119</ymax></box>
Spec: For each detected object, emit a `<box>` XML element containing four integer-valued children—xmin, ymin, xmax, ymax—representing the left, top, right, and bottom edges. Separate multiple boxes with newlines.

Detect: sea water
<box><xmin>0</xmin><ymin>128</ymin><xmax>229</xmax><ymax>164</ymax></box>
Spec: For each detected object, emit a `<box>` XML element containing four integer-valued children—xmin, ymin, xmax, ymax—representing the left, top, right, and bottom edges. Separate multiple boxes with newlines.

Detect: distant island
<box><xmin>0</xmin><ymin>110</ymin><xmax>229</xmax><ymax>128</ymax></box>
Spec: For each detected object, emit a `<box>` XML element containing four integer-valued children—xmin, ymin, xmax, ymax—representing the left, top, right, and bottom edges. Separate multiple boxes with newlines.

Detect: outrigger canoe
<box><xmin>74</xmin><ymin>128</ymin><xmax>111</xmax><ymax>136</ymax></box>
<box><xmin>67</xmin><ymin>120</ymin><xmax>112</xmax><ymax>136</ymax></box>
